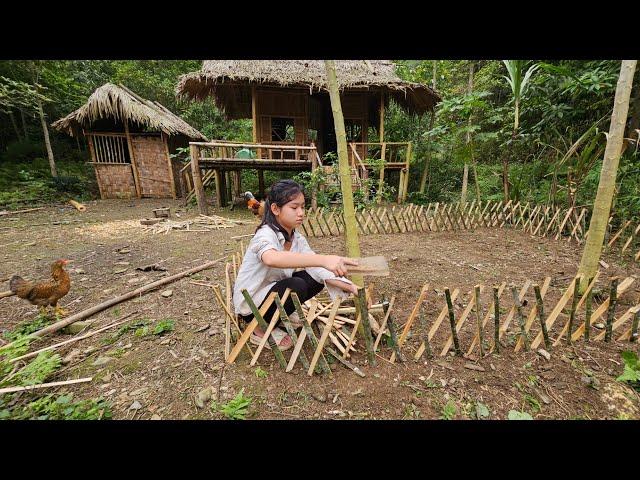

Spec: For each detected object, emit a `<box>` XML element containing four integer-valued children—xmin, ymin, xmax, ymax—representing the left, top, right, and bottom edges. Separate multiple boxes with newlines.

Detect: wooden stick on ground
<box><xmin>0</xmin><ymin>256</ymin><xmax>227</xmax><ymax>352</ymax></box>
<box><xmin>0</xmin><ymin>377</ymin><xmax>93</xmax><ymax>394</ymax></box>
<box><xmin>324</xmin><ymin>346</ymin><xmax>365</xmax><ymax>377</ymax></box>
<box><xmin>0</xmin><ymin>290</ymin><xmax>14</xmax><ymax>299</ymax></box>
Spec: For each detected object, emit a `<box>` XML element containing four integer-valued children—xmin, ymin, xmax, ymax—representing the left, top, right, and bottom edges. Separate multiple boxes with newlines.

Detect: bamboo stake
<box><xmin>242</xmin><ymin>290</ymin><xmax>287</xmax><ymax>369</ymax></box>
<box><xmin>212</xmin><ymin>285</ymin><xmax>253</xmax><ymax>357</ymax></box>
<box><xmin>602</xmin><ymin>305</ymin><xmax>640</xmax><ymax>341</ymax></box>
<box><xmin>386</xmin><ymin>303</ymin><xmax>403</xmax><ymax>362</ymax></box>
<box><xmin>227</xmin><ymin>293</ymin><xmax>277</xmax><ymax>364</ymax></box>
<box><xmin>493</xmin><ymin>286</ymin><xmax>500</xmax><ymax>353</ymax></box>
<box><xmin>445</xmin><ymin>288</ymin><xmax>461</xmax><ymax>355</ymax></box>
<box><xmin>605</xmin><ymin>277</ymin><xmax>618</xmax><ymax>342</ymax></box>
<box><xmin>531</xmin><ymin>284</ymin><xmax>550</xmax><ymax>349</ymax></box>
<box><xmin>224</xmin><ymin>263</ymin><xmax>232</xmax><ymax>360</ymax></box>
<box><xmin>511</xmin><ymin>286</ymin><xmax>529</xmax><ymax>351</ymax></box>
<box><xmin>356</xmin><ymin>288</ymin><xmax>376</xmax><ymax>366</ymax></box>
<box><xmin>565</xmin><ymin>275</ymin><xmax>582</xmax><ymax>345</ymax></box>
<box><xmin>584</xmin><ymin>278</ymin><xmax>593</xmax><ymax>342</ymax></box>
<box><xmin>293</xmin><ymin>293</ymin><xmax>330</xmax><ymax>374</ymax></box>
<box><xmin>275</xmin><ymin>295</ymin><xmax>310</xmax><ymax>373</ymax></box>
<box><xmin>530</xmin><ymin>276</ymin><xmax>578</xmax><ymax>350</ymax></box>
<box><xmin>250</xmin><ymin>289</ymin><xmax>291</xmax><ymax>366</ymax></box>
<box><xmin>373</xmin><ymin>296</ymin><xmax>395</xmax><ymax>351</ymax></box>
<box><xmin>552</xmin><ymin>273</ymin><xmax>599</xmax><ymax>346</ymax></box>
<box><xmin>474</xmin><ymin>285</ymin><xmax>484</xmax><ymax>356</ymax></box>
<box><xmin>414</xmin><ymin>289</ymin><xmax>460</xmax><ymax>359</ymax></box>
<box><xmin>308</xmin><ymin>298</ymin><xmax>340</xmax><ymax>376</ymax></box>
<box><xmin>440</xmin><ymin>286</ymin><xmax>484</xmax><ymax>356</ymax></box>
<box><xmin>391</xmin><ymin>283</ymin><xmax>429</xmax><ymax>363</ymax></box>
<box><xmin>286</xmin><ymin>302</ymin><xmax>315</xmax><ymax>372</ymax></box>
<box><xmin>467</xmin><ymin>282</ymin><xmax>506</xmax><ymax>356</ymax></box>
<box><xmin>630</xmin><ymin>308</ymin><xmax>639</xmax><ymax>343</ymax></box>
<box><xmin>570</xmin><ymin>276</ymin><xmax>635</xmax><ymax>342</ymax></box>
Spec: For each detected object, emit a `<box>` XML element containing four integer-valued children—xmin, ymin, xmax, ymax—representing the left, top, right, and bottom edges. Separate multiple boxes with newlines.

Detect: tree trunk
<box><xmin>419</xmin><ymin>110</ymin><xmax>436</xmax><ymax>193</ymax></box>
<box><xmin>37</xmin><ymin>98</ymin><xmax>57</xmax><ymax>178</ymax></box>
<box><xmin>626</xmin><ymin>68</ymin><xmax>639</xmax><ymax>143</ymax></box>
<box><xmin>502</xmin><ymin>157</ymin><xmax>510</xmax><ymax>200</ymax></box>
<box><xmin>461</xmin><ymin>61</ymin><xmax>474</xmax><ymax>205</ymax></box>
<box><xmin>20</xmin><ymin>108</ymin><xmax>29</xmax><ymax>140</ymax></box>
<box><xmin>461</xmin><ymin>164</ymin><xmax>469</xmax><ymax>204</ymax></box>
<box><xmin>432</xmin><ymin>60</ymin><xmax>437</xmax><ymax>90</ymax></box>
<box><xmin>9</xmin><ymin>110</ymin><xmax>22</xmax><ymax>141</ymax></box>
<box><xmin>577</xmin><ymin>60</ymin><xmax>637</xmax><ymax>291</ymax></box>
<box><xmin>325</xmin><ymin>60</ymin><xmax>362</xmax><ymax>287</ymax></box>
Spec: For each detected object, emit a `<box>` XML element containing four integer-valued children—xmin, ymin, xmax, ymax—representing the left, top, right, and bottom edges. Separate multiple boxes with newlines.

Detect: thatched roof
<box><xmin>52</xmin><ymin>83</ymin><xmax>206</xmax><ymax>140</ymax></box>
<box><xmin>176</xmin><ymin>60</ymin><xmax>441</xmax><ymax>118</ymax></box>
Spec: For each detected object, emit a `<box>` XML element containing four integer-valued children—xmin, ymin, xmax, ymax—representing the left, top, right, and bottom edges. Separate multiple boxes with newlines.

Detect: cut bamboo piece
<box><xmin>308</xmin><ymin>298</ymin><xmax>340</xmax><ymax>376</ymax></box>
<box><xmin>441</xmin><ymin>286</ymin><xmax>485</xmax><ymax>356</ymax></box>
<box><xmin>474</xmin><ymin>285</ymin><xmax>484</xmax><ymax>356</ymax></box>
<box><xmin>597</xmin><ymin>304</ymin><xmax>640</xmax><ymax>341</ymax></box>
<box><xmin>530</xmin><ymin>276</ymin><xmax>578</xmax><ymax>350</ymax></box>
<box><xmin>414</xmin><ymin>288</ymin><xmax>461</xmax><ymax>360</ymax></box>
<box><xmin>514</xmin><ymin>277</ymin><xmax>551</xmax><ymax>352</ymax></box>
<box><xmin>443</xmin><ymin>288</ymin><xmax>461</xmax><ymax>356</ymax></box>
<box><xmin>571</xmin><ymin>276</ymin><xmax>635</xmax><ymax>342</ymax></box>
<box><xmin>489</xmin><ymin>280</ymin><xmax>531</xmax><ymax>353</ymax></box>
<box><xmin>212</xmin><ymin>285</ymin><xmax>253</xmax><ymax>357</ymax></box>
<box><xmin>275</xmin><ymin>295</ymin><xmax>310</xmax><ymax>373</ymax></box>
<box><xmin>286</xmin><ymin>302</ymin><xmax>316</xmax><ymax>372</ymax></box>
<box><xmin>0</xmin><ymin>377</ymin><xmax>93</xmax><ymax>395</ymax></box>
<box><xmin>224</xmin><ymin>263</ymin><xmax>232</xmax><ymax>360</ymax></box>
<box><xmin>373</xmin><ymin>296</ymin><xmax>396</xmax><ymax>351</ymax></box>
<box><xmin>414</xmin><ymin>312</ymin><xmax>433</xmax><ymax>361</ymax></box>
<box><xmin>228</xmin><ymin>292</ymin><xmax>277</xmax><ymax>365</ymax></box>
<box><xmin>584</xmin><ymin>278</ymin><xmax>594</xmax><ymax>342</ymax></box>
<box><xmin>356</xmin><ymin>288</ymin><xmax>376</xmax><ymax>366</ymax></box>
<box><xmin>552</xmin><ymin>273</ymin><xmax>599</xmax><ymax>346</ymax></box>
<box><xmin>604</xmin><ymin>277</ymin><xmax>619</xmax><ymax>342</ymax></box>
<box><xmin>390</xmin><ymin>283</ymin><xmax>429</xmax><ymax>363</ymax></box>
<box><xmin>467</xmin><ymin>282</ymin><xmax>507</xmax><ymax>356</ymax></box>
<box><xmin>512</xmin><ymin>286</ymin><xmax>529</xmax><ymax>351</ymax></box>
<box><xmin>493</xmin><ymin>286</ymin><xmax>500</xmax><ymax>353</ymax></box>
<box><xmin>566</xmin><ymin>276</ymin><xmax>582</xmax><ymax>345</ymax></box>
<box><xmin>293</xmin><ymin>293</ymin><xmax>330</xmax><ymax>374</ymax></box>
<box><xmin>324</xmin><ymin>346</ymin><xmax>365</xmax><ymax>377</ymax></box>
<box><xmin>249</xmin><ymin>289</ymin><xmax>291</xmax><ymax>367</ymax></box>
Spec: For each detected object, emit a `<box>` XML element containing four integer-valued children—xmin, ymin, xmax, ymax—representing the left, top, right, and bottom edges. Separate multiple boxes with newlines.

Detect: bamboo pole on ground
<box><xmin>605</xmin><ymin>277</ymin><xmax>619</xmax><ymax>342</ymax></box>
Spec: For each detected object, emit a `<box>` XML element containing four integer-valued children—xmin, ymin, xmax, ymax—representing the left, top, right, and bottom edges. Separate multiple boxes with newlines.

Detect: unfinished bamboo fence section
<box><xmin>297</xmin><ymin>200</ymin><xmax>640</xmax><ymax>264</ymax></box>
<box><xmin>212</xmin><ymin>240</ymin><xmax>640</xmax><ymax>376</ymax></box>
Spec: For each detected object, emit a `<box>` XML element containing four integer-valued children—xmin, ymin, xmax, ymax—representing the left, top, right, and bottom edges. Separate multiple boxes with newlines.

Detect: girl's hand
<box><xmin>323</xmin><ymin>255</ymin><xmax>358</xmax><ymax>277</ymax></box>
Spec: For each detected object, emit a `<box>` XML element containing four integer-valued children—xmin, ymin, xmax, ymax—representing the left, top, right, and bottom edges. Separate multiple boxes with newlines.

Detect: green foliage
<box><xmin>440</xmin><ymin>399</ymin><xmax>457</xmax><ymax>420</ymax></box>
<box><xmin>3</xmin><ymin>312</ymin><xmax>54</xmax><ymax>342</ymax></box>
<box><xmin>1</xmin><ymin>393</ymin><xmax>111</xmax><ymax>420</ymax></box>
<box><xmin>254</xmin><ymin>367</ymin><xmax>268</xmax><ymax>379</ymax></box>
<box><xmin>507</xmin><ymin>410</ymin><xmax>534</xmax><ymax>420</ymax></box>
<box><xmin>1</xmin><ymin>351</ymin><xmax>61</xmax><ymax>387</ymax></box>
<box><xmin>473</xmin><ymin>401</ymin><xmax>490</xmax><ymax>419</ymax></box>
<box><xmin>153</xmin><ymin>319</ymin><xmax>175</xmax><ymax>336</ymax></box>
<box><xmin>219</xmin><ymin>389</ymin><xmax>252</xmax><ymax>420</ymax></box>
<box><xmin>102</xmin><ymin>319</ymin><xmax>150</xmax><ymax>344</ymax></box>
<box><xmin>616</xmin><ymin>351</ymin><xmax>640</xmax><ymax>390</ymax></box>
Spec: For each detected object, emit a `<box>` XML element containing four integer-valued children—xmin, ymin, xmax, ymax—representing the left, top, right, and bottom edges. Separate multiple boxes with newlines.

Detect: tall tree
<box><xmin>461</xmin><ymin>61</ymin><xmax>474</xmax><ymax>204</ymax></box>
<box><xmin>577</xmin><ymin>60</ymin><xmax>637</xmax><ymax>290</ymax></box>
<box><xmin>324</xmin><ymin>60</ymin><xmax>363</xmax><ymax>287</ymax></box>
<box><xmin>502</xmin><ymin>60</ymin><xmax>538</xmax><ymax>200</ymax></box>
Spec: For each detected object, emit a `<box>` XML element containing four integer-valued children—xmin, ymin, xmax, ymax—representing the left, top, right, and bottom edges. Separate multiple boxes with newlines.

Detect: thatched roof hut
<box><xmin>176</xmin><ymin>60</ymin><xmax>440</xmax><ymax>119</ymax></box>
<box><xmin>53</xmin><ymin>83</ymin><xmax>206</xmax><ymax>140</ymax></box>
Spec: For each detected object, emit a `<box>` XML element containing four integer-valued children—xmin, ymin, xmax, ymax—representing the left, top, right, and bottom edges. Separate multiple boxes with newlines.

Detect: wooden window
<box><xmin>271</xmin><ymin>117</ymin><xmax>296</xmax><ymax>142</ymax></box>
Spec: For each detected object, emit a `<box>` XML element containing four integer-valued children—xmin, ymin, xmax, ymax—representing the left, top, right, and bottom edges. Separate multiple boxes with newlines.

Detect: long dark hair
<box><xmin>256</xmin><ymin>179</ymin><xmax>304</xmax><ymax>241</ymax></box>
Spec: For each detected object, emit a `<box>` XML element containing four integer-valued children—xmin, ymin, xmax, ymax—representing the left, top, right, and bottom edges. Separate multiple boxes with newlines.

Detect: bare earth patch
<box><xmin>1</xmin><ymin>199</ymin><xmax>639</xmax><ymax>420</ymax></box>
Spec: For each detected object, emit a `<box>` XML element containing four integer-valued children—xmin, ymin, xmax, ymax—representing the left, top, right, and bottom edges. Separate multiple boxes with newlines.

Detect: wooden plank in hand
<box><xmin>348</xmin><ymin>256</ymin><xmax>389</xmax><ymax>276</ymax></box>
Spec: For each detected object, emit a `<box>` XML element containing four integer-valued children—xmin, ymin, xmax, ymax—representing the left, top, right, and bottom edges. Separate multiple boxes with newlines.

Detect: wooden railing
<box><xmin>190</xmin><ymin>141</ymin><xmax>317</xmax><ymax>167</ymax></box>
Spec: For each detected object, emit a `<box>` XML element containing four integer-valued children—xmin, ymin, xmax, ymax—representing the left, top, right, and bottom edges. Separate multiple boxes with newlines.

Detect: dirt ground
<box><xmin>1</xmin><ymin>198</ymin><xmax>640</xmax><ymax>420</ymax></box>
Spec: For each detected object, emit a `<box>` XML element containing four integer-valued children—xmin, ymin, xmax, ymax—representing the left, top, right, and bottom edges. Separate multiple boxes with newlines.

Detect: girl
<box><xmin>233</xmin><ymin>179</ymin><xmax>359</xmax><ymax>350</ymax></box>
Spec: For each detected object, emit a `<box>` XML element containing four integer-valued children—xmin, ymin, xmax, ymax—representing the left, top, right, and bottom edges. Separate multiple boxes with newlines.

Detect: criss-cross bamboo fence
<box><xmin>209</xmin><ymin>235</ymin><xmax>640</xmax><ymax>377</ymax></box>
<box><xmin>298</xmin><ymin>200</ymin><xmax>640</xmax><ymax>263</ymax></box>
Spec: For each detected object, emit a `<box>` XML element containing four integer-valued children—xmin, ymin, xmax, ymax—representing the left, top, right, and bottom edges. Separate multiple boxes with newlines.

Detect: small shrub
<box><xmin>220</xmin><ymin>389</ymin><xmax>251</xmax><ymax>420</ymax></box>
<box><xmin>440</xmin><ymin>400</ymin><xmax>457</xmax><ymax>420</ymax></box>
<box><xmin>616</xmin><ymin>351</ymin><xmax>640</xmax><ymax>391</ymax></box>
<box><xmin>153</xmin><ymin>319</ymin><xmax>175</xmax><ymax>335</ymax></box>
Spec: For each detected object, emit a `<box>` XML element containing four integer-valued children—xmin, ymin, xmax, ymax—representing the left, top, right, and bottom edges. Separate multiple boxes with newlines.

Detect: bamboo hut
<box><xmin>176</xmin><ymin>60</ymin><xmax>441</xmax><ymax>210</ymax></box>
<box><xmin>53</xmin><ymin>83</ymin><xmax>207</xmax><ymax>200</ymax></box>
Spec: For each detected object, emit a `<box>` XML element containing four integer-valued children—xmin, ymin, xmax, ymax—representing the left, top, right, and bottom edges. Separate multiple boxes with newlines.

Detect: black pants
<box><xmin>240</xmin><ymin>270</ymin><xmax>324</xmax><ymax>326</ymax></box>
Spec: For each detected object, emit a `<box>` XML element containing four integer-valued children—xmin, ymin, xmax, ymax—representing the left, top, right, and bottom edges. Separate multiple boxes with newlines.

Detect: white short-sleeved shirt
<box><xmin>232</xmin><ymin>224</ymin><xmax>353</xmax><ymax>316</ymax></box>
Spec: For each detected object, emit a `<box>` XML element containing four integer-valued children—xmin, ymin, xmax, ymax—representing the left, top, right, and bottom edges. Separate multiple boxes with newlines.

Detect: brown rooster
<box><xmin>244</xmin><ymin>191</ymin><xmax>265</xmax><ymax>219</ymax></box>
<box><xmin>9</xmin><ymin>259</ymin><xmax>72</xmax><ymax>317</ymax></box>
